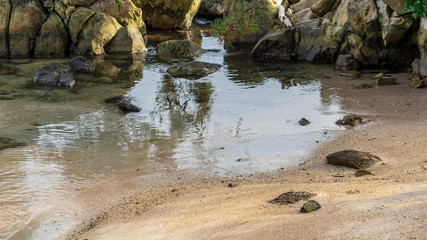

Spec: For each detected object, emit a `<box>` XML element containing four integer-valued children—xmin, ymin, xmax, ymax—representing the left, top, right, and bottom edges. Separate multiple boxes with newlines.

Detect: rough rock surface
<box><xmin>326</xmin><ymin>150</ymin><xmax>382</xmax><ymax>169</ymax></box>
<box><xmin>198</xmin><ymin>0</ymin><xmax>224</xmax><ymax>19</ymax></box>
<box><xmin>335</xmin><ymin>54</ymin><xmax>360</xmax><ymax>71</ymax></box>
<box><xmin>34</xmin><ymin>13</ymin><xmax>69</xmax><ymax>57</ymax></box>
<box><xmin>67</xmin><ymin>56</ymin><xmax>95</xmax><ymax>73</ymax></box>
<box><xmin>8</xmin><ymin>1</ymin><xmax>47</xmax><ymax>57</ymax></box>
<box><xmin>167</xmin><ymin>61</ymin><xmax>220</xmax><ymax>79</ymax></box>
<box><xmin>0</xmin><ymin>0</ymin><xmax>11</xmax><ymax>57</ymax></box>
<box><xmin>77</xmin><ymin>12</ymin><xmax>123</xmax><ymax>55</ymax></box>
<box><xmin>105</xmin><ymin>95</ymin><xmax>141</xmax><ymax>113</ymax></box>
<box><xmin>335</xmin><ymin>114</ymin><xmax>363</xmax><ymax>126</ymax></box>
<box><xmin>69</xmin><ymin>8</ymin><xmax>96</xmax><ymax>44</ymax></box>
<box><xmin>269</xmin><ymin>191</ymin><xmax>315</xmax><ymax>205</ymax></box>
<box><xmin>133</xmin><ymin>0</ymin><xmax>202</xmax><ymax>29</ymax></box>
<box><xmin>106</xmin><ymin>24</ymin><xmax>147</xmax><ymax>54</ymax></box>
<box><xmin>157</xmin><ymin>40</ymin><xmax>205</xmax><ymax>59</ymax></box>
<box><xmin>33</xmin><ymin>62</ymin><xmax>75</xmax><ymax>88</ymax></box>
<box><xmin>300</xmin><ymin>200</ymin><xmax>321</xmax><ymax>213</ymax></box>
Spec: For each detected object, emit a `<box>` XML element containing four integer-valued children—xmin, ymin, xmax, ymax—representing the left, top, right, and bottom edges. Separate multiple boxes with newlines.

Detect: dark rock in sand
<box><xmin>105</xmin><ymin>95</ymin><xmax>141</xmax><ymax>113</ymax></box>
<box><xmin>67</xmin><ymin>56</ymin><xmax>95</xmax><ymax>73</ymax></box>
<box><xmin>269</xmin><ymin>191</ymin><xmax>315</xmax><ymax>205</ymax></box>
<box><xmin>335</xmin><ymin>114</ymin><xmax>364</xmax><ymax>126</ymax></box>
<box><xmin>298</xmin><ymin>118</ymin><xmax>311</xmax><ymax>126</ymax></box>
<box><xmin>300</xmin><ymin>200</ymin><xmax>321</xmax><ymax>213</ymax></box>
<box><xmin>0</xmin><ymin>137</ymin><xmax>25</xmax><ymax>151</ymax></box>
<box><xmin>326</xmin><ymin>150</ymin><xmax>382</xmax><ymax>169</ymax></box>
<box><xmin>33</xmin><ymin>62</ymin><xmax>75</xmax><ymax>88</ymax></box>
<box><xmin>167</xmin><ymin>61</ymin><xmax>220</xmax><ymax>79</ymax></box>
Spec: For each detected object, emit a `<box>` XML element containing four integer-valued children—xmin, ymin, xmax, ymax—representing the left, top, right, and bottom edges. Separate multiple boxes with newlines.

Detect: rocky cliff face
<box><xmin>251</xmin><ymin>0</ymin><xmax>420</xmax><ymax>68</ymax></box>
<box><xmin>1</xmin><ymin>0</ymin><xmax>148</xmax><ymax>58</ymax></box>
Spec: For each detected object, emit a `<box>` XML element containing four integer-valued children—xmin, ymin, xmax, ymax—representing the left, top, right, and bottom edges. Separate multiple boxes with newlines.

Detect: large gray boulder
<box><xmin>106</xmin><ymin>24</ymin><xmax>147</xmax><ymax>54</ymax></box>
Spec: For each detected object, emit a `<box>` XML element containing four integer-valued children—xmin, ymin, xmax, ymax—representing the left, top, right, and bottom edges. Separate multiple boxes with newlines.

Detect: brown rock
<box><xmin>34</xmin><ymin>13</ymin><xmax>69</xmax><ymax>57</ymax></box>
<box><xmin>311</xmin><ymin>0</ymin><xmax>336</xmax><ymax>16</ymax></box>
<box><xmin>106</xmin><ymin>24</ymin><xmax>147</xmax><ymax>54</ymax></box>
<box><xmin>335</xmin><ymin>54</ymin><xmax>360</xmax><ymax>71</ymax></box>
<box><xmin>157</xmin><ymin>40</ymin><xmax>204</xmax><ymax>59</ymax></box>
<box><xmin>69</xmin><ymin>8</ymin><xmax>96</xmax><ymax>44</ymax></box>
<box><xmin>382</xmin><ymin>0</ymin><xmax>405</xmax><ymax>15</ymax></box>
<box><xmin>77</xmin><ymin>12</ymin><xmax>123</xmax><ymax>55</ymax></box>
<box><xmin>292</xmin><ymin>0</ymin><xmax>317</xmax><ymax>13</ymax></box>
<box><xmin>326</xmin><ymin>150</ymin><xmax>382</xmax><ymax>169</ymax></box>
<box><xmin>9</xmin><ymin>1</ymin><xmax>47</xmax><ymax>57</ymax></box>
<box><xmin>0</xmin><ymin>0</ymin><xmax>11</xmax><ymax>57</ymax></box>
<box><xmin>134</xmin><ymin>0</ymin><xmax>202</xmax><ymax>30</ymax></box>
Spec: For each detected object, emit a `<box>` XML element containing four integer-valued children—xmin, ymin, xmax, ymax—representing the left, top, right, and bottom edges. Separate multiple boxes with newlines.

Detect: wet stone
<box><xmin>355</xmin><ymin>83</ymin><xmax>374</xmax><ymax>89</ymax></box>
<box><xmin>33</xmin><ymin>62</ymin><xmax>75</xmax><ymax>88</ymax></box>
<box><xmin>167</xmin><ymin>61</ymin><xmax>220</xmax><ymax>79</ymax></box>
<box><xmin>300</xmin><ymin>200</ymin><xmax>321</xmax><ymax>213</ymax></box>
<box><xmin>335</xmin><ymin>114</ymin><xmax>364</xmax><ymax>126</ymax></box>
<box><xmin>298</xmin><ymin>118</ymin><xmax>311</xmax><ymax>126</ymax></box>
<box><xmin>105</xmin><ymin>95</ymin><xmax>141</xmax><ymax>113</ymax></box>
<box><xmin>410</xmin><ymin>77</ymin><xmax>426</xmax><ymax>88</ymax></box>
<box><xmin>326</xmin><ymin>150</ymin><xmax>382</xmax><ymax>169</ymax></box>
<box><xmin>269</xmin><ymin>191</ymin><xmax>315</xmax><ymax>205</ymax></box>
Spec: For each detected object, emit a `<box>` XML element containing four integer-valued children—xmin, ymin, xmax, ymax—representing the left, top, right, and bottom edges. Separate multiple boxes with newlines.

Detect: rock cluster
<box><xmin>0</xmin><ymin>0</ymin><xmax>203</xmax><ymax>58</ymax></box>
<box><xmin>250</xmin><ymin>0</ymin><xmax>419</xmax><ymax>69</ymax></box>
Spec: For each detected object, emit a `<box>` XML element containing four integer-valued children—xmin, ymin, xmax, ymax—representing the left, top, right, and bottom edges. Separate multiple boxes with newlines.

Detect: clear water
<box><xmin>0</xmin><ymin>29</ymin><xmax>346</xmax><ymax>239</ymax></box>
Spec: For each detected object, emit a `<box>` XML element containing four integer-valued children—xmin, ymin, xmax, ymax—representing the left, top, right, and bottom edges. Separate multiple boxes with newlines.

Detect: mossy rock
<box><xmin>300</xmin><ymin>200</ymin><xmax>321</xmax><ymax>213</ymax></box>
<box><xmin>327</xmin><ymin>150</ymin><xmax>382</xmax><ymax>169</ymax></box>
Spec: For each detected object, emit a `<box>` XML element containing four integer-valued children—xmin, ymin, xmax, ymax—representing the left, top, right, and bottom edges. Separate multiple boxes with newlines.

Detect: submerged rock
<box><xmin>335</xmin><ymin>114</ymin><xmax>364</xmax><ymax>126</ymax></box>
<box><xmin>105</xmin><ymin>95</ymin><xmax>141</xmax><ymax>113</ymax></box>
<box><xmin>67</xmin><ymin>56</ymin><xmax>95</xmax><ymax>73</ymax></box>
<box><xmin>298</xmin><ymin>118</ymin><xmax>311</xmax><ymax>126</ymax></box>
<box><xmin>300</xmin><ymin>200</ymin><xmax>321</xmax><ymax>213</ymax></box>
<box><xmin>269</xmin><ymin>191</ymin><xmax>315</xmax><ymax>205</ymax></box>
<box><xmin>377</xmin><ymin>77</ymin><xmax>397</xmax><ymax>86</ymax></box>
<box><xmin>167</xmin><ymin>61</ymin><xmax>220</xmax><ymax>79</ymax></box>
<box><xmin>326</xmin><ymin>150</ymin><xmax>382</xmax><ymax>169</ymax></box>
<box><xmin>33</xmin><ymin>63</ymin><xmax>75</xmax><ymax>88</ymax></box>
<box><xmin>157</xmin><ymin>40</ymin><xmax>205</xmax><ymax>59</ymax></box>
<box><xmin>0</xmin><ymin>137</ymin><xmax>25</xmax><ymax>151</ymax></box>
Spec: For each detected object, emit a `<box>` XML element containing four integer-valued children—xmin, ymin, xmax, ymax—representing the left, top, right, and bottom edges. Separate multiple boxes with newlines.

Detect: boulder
<box><xmin>105</xmin><ymin>24</ymin><xmax>147</xmax><ymax>54</ymax></box>
<box><xmin>0</xmin><ymin>0</ymin><xmax>11</xmax><ymax>57</ymax></box>
<box><xmin>77</xmin><ymin>12</ymin><xmax>123</xmax><ymax>55</ymax></box>
<box><xmin>382</xmin><ymin>16</ymin><xmax>413</xmax><ymax>47</ymax></box>
<box><xmin>197</xmin><ymin>0</ymin><xmax>224</xmax><ymax>19</ymax></box>
<box><xmin>157</xmin><ymin>40</ymin><xmax>205</xmax><ymax>59</ymax></box>
<box><xmin>269</xmin><ymin>191</ymin><xmax>315</xmax><ymax>205</ymax></box>
<box><xmin>133</xmin><ymin>0</ymin><xmax>202</xmax><ymax>29</ymax></box>
<box><xmin>326</xmin><ymin>150</ymin><xmax>382</xmax><ymax>169</ymax></box>
<box><xmin>335</xmin><ymin>54</ymin><xmax>360</xmax><ymax>71</ymax></box>
<box><xmin>105</xmin><ymin>95</ymin><xmax>141</xmax><ymax>112</ymax></box>
<box><xmin>348</xmin><ymin>33</ymin><xmax>379</xmax><ymax>66</ymax></box>
<box><xmin>310</xmin><ymin>0</ymin><xmax>336</xmax><ymax>16</ymax></box>
<box><xmin>296</xmin><ymin>19</ymin><xmax>322</xmax><ymax>61</ymax></box>
<box><xmin>167</xmin><ymin>61</ymin><xmax>220</xmax><ymax>79</ymax></box>
<box><xmin>90</xmin><ymin>0</ymin><xmax>145</xmax><ymax>32</ymax></box>
<box><xmin>69</xmin><ymin>8</ymin><xmax>96</xmax><ymax>44</ymax></box>
<box><xmin>33</xmin><ymin>62</ymin><xmax>75</xmax><ymax>88</ymax></box>
<box><xmin>8</xmin><ymin>1</ymin><xmax>47</xmax><ymax>57</ymax></box>
<box><xmin>34</xmin><ymin>13</ymin><xmax>69</xmax><ymax>57</ymax></box>
<box><xmin>290</xmin><ymin>8</ymin><xmax>317</xmax><ymax>26</ymax></box>
<box><xmin>69</xmin><ymin>0</ymin><xmax>98</xmax><ymax>7</ymax></box>
<box><xmin>291</xmin><ymin>0</ymin><xmax>317</xmax><ymax>13</ymax></box>
<box><xmin>300</xmin><ymin>200</ymin><xmax>321</xmax><ymax>213</ymax></box>
<box><xmin>335</xmin><ymin>114</ymin><xmax>363</xmax><ymax>126</ymax></box>
<box><xmin>67</xmin><ymin>56</ymin><xmax>95</xmax><ymax>73</ymax></box>
<box><xmin>382</xmin><ymin>0</ymin><xmax>405</xmax><ymax>15</ymax></box>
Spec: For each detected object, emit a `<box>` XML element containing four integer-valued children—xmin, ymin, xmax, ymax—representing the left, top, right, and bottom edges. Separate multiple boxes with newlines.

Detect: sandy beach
<box><xmin>64</xmin><ymin>72</ymin><xmax>427</xmax><ymax>240</ymax></box>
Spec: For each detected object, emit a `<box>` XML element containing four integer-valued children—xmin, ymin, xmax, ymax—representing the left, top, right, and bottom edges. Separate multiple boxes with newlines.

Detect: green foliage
<box><xmin>211</xmin><ymin>0</ymin><xmax>266</xmax><ymax>50</ymax></box>
<box><xmin>405</xmin><ymin>0</ymin><xmax>427</xmax><ymax>19</ymax></box>
<box><xmin>115</xmin><ymin>1</ymin><xmax>121</xmax><ymax>8</ymax></box>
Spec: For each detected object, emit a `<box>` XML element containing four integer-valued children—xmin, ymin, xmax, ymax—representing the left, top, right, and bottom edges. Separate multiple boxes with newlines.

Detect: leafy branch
<box><xmin>211</xmin><ymin>0</ymin><xmax>267</xmax><ymax>50</ymax></box>
<box><xmin>405</xmin><ymin>0</ymin><xmax>427</xmax><ymax>19</ymax></box>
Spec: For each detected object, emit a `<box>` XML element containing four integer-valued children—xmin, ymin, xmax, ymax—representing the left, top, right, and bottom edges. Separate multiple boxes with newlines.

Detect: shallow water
<box><xmin>0</xmin><ymin>28</ymin><xmax>347</xmax><ymax>239</ymax></box>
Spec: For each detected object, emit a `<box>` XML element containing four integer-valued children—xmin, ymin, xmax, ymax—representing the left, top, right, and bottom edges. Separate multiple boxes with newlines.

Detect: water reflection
<box><xmin>0</xmin><ymin>27</ymin><xmax>347</xmax><ymax>239</ymax></box>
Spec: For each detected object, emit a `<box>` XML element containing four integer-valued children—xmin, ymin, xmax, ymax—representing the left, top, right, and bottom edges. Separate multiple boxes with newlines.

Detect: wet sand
<box><xmin>69</xmin><ymin>73</ymin><xmax>426</xmax><ymax>239</ymax></box>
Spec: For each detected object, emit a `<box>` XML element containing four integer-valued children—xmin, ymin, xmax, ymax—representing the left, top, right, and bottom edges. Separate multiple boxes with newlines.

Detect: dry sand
<box><xmin>69</xmin><ymin>72</ymin><xmax>426</xmax><ymax>240</ymax></box>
